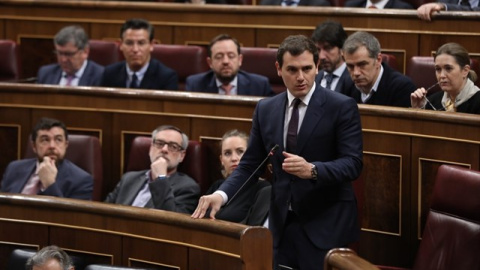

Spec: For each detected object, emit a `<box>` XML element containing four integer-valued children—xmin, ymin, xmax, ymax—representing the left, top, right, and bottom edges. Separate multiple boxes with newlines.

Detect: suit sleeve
<box><xmin>41</xmin><ymin>173</ymin><xmax>93</xmax><ymax>200</ymax></box>
<box><xmin>162</xmin><ymin>69</ymin><xmax>179</xmax><ymax>90</ymax></box>
<box><xmin>149</xmin><ymin>175</ymin><xmax>200</xmax><ymax>214</ymax></box>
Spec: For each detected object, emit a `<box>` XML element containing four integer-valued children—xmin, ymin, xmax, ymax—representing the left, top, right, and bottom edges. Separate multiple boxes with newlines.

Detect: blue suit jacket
<box><xmin>185</xmin><ymin>70</ymin><xmax>274</xmax><ymax>97</ymax></box>
<box><xmin>1</xmin><ymin>158</ymin><xmax>93</xmax><ymax>200</ymax></box>
<box><xmin>101</xmin><ymin>59</ymin><xmax>178</xmax><ymax>90</ymax></box>
<box><xmin>345</xmin><ymin>0</ymin><xmax>414</xmax><ymax>8</ymax></box>
<box><xmin>36</xmin><ymin>60</ymin><xmax>104</xmax><ymax>86</ymax></box>
<box><xmin>315</xmin><ymin>68</ymin><xmax>355</xmax><ymax>97</ymax></box>
<box><xmin>439</xmin><ymin>0</ymin><xmax>480</xmax><ymax>10</ymax></box>
<box><xmin>218</xmin><ymin>84</ymin><xmax>363</xmax><ymax>249</ymax></box>
<box><xmin>347</xmin><ymin>63</ymin><xmax>416</xmax><ymax>107</ymax></box>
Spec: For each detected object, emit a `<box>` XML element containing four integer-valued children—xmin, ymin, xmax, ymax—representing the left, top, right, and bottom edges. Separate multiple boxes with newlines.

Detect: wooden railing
<box><xmin>1</xmin><ymin>83</ymin><xmax>480</xmax><ymax>268</ymax></box>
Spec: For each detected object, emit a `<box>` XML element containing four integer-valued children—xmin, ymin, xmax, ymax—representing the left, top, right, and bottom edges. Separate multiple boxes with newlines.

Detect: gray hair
<box><xmin>151</xmin><ymin>125</ymin><xmax>189</xmax><ymax>150</ymax></box>
<box><xmin>25</xmin><ymin>245</ymin><xmax>73</xmax><ymax>270</ymax></box>
<box><xmin>343</xmin><ymin>31</ymin><xmax>381</xmax><ymax>59</ymax></box>
<box><xmin>54</xmin><ymin>25</ymin><xmax>89</xmax><ymax>50</ymax></box>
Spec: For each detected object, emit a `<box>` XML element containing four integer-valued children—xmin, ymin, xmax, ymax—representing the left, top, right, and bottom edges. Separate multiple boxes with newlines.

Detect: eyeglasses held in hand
<box><xmin>423</xmin><ymin>82</ymin><xmax>441</xmax><ymax>111</ymax></box>
<box><xmin>152</xmin><ymin>139</ymin><xmax>183</xmax><ymax>152</ymax></box>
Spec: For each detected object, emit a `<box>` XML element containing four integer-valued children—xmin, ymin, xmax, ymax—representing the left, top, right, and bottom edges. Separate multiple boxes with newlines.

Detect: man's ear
<box><xmin>207</xmin><ymin>57</ymin><xmax>213</xmax><ymax>69</ymax></box>
<box><xmin>275</xmin><ymin>61</ymin><xmax>281</xmax><ymax>77</ymax></box>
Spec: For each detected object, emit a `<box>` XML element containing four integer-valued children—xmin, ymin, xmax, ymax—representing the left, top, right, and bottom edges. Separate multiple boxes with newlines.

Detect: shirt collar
<box><xmin>287</xmin><ymin>82</ymin><xmax>316</xmax><ymax>107</ymax></box>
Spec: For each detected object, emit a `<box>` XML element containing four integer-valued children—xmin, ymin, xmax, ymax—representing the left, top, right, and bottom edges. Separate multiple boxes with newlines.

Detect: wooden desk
<box><xmin>0</xmin><ymin>193</ymin><xmax>272</xmax><ymax>269</ymax></box>
<box><xmin>1</xmin><ymin>0</ymin><xmax>480</xmax><ymax>78</ymax></box>
<box><xmin>1</xmin><ymin>83</ymin><xmax>480</xmax><ymax>267</ymax></box>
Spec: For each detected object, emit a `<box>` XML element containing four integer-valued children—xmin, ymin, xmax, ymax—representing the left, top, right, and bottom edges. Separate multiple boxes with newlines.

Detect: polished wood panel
<box><xmin>0</xmin><ymin>194</ymin><xmax>272</xmax><ymax>270</ymax></box>
<box><xmin>1</xmin><ymin>83</ymin><xmax>480</xmax><ymax>268</ymax></box>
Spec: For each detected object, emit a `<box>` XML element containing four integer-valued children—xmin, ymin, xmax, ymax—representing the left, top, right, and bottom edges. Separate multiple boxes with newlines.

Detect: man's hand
<box><xmin>417</xmin><ymin>3</ymin><xmax>445</xmax><ymax>21</ymax></box>
<box><xmin>151</xmin><ymin>156</ymin><xmax>168</xmax><ymax>179</ymax></box>
<box><xmin>191</xmin><ymin>193</ymin><xmax>223</xmax><ymax>219</ymax></box>
<box><xmin>282</xmin><ymin>151</ymin><xmax>313</xmax><ymax>179</ymax></box>
<box><xmin>37</xmin><ymin>156</ymin><xmax>57</xmax><ymax>189</ymax></box>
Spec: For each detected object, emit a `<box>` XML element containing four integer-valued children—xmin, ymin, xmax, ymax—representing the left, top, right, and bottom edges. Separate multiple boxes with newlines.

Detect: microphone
<box><xmin>225</xmin><ymin>144</ymin><xmax>279</xmax><ymax>206</ymax></box>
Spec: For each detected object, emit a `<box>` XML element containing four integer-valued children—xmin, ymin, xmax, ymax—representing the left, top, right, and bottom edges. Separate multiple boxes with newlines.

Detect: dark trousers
<box><xmin>274</xmin><ymin>211</ymin><xmax>328</xmax><ymax>270</ymax></box>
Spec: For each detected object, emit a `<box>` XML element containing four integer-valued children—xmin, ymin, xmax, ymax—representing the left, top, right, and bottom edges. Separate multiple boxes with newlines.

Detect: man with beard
<box><xmin>105</xmin><ymin>125</ymin><xmax>200</xmax><ymax>214</ymax></box>
<box><xmin>185</xmin><ymin>34</ymin><xmax>273</xmax><ymax>96</ymax></box>
<box><xmin>311</xmin><ymin>20</ymin><xmax>354</xmax><ymax>96</ymax></box>
<box><xmin>101</xmin><ymin>18</ymin><xmax>178</xmax><ymax>90</ymax></box>
<box><xmin>37</xmin><ymin>25</ymin><xmax>104</xmax><ymax>87</ymax></box>
<box><xmin>343</xmin><ymin>31</ymin><xmax>416</xmax><ymax>107</ymax></box>
<box><xmin>1</xmin><ymin>117</ymin><xmax>93</xmax><ymax>200</ymax></box>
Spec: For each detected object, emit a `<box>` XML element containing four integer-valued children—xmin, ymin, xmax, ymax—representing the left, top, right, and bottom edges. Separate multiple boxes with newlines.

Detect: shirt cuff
<box><xmin>214</xmin><ymin>190</ymin><xmax>228</xmax><ymax>206</ymax></box>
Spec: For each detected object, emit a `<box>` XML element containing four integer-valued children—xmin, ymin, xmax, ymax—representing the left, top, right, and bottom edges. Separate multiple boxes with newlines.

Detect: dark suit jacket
<box><xmin>104</xmin><ymin>170</ymin><xmax>200</xmax><ymax>214</ymax></box>
<box><xmin>347</xmin><ymin>63</ymin><xmax>416</xmax><ymax>107</ymax></box>
<box><xmin>426</xmin><ymin>89</ymin><xmax>480</xmax><ymax>114</ymax></box>
<box><xmin>185</xmin><ymin>70</ymin><xmax>274</xmax><ymax>97</ymax></box>
<box><xmin>439</xmin><ymin>0</ymin><xmax>480</xmax><ymax>10</ymax></box>
<box><xmin>315</xmin><ymin>68</ymin><xmax>355</xmax><ymax>96</ymax></box>
<box><xmin>36</xmin><ymin>60</ymin><xmax>104</xmax><ymax>86</ymax></box>
<box><xmin>1</xmin><ymin>158</ymin><xmax>93</xmax><ymax>200</ymax></box>
<box><xmin>344</xmin><ymin>0</ymin><xmax>414</xmax><ymax>8</ymax></box>
<box><xmin>101</xmin><ymin>58</ymin><xmax>178</xmax><ymax>90</ymax></box>
<box><xmin>218</xmin><ymin>85</ymin><xmax>363</xmax><ymax>249</ymax></box>
<box><xmin>260</xmin><ymin>0</ymin><xmax>331</xmax><ymax>5</ymax></box>
<box><xmin>207</xmin><ymin>178</ymin><xmax>271</xmax><ymax>226</ymax></box>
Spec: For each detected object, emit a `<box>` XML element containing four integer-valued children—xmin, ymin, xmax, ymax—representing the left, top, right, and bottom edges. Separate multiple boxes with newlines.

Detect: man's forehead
<box><xmin>211</xmin><ymin>40</ymin><xmax>237</xmax><ymax>53</ymax></box>
<box><xmin>282</xmin><ymin>51</ymin><xmax>315</xmax><ymax>66</ymax></box>
<box><xmin>155</xmin><ymin>129</ymin><xmax>182</xmax><ymax>142</ymax></box>
<box><xmin>38</xmin><ymin>127</ymin><xmax>65</xmax><ymax>136</ymax></box>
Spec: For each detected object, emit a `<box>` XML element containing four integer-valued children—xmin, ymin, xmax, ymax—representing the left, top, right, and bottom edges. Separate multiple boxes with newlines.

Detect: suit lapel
<box><xmin>296</xmin><ymin>85</ymin><xmax>326</xmax><ymax>154</ymax></box>
<box><xmin>237</xmin><ymin>72</ymin><xmax>250</xmax><ymax>95</ymax></box>
<box><xmin>15</xmin><ymin>160</ymin><xmax>36</xmax><ymax>193</ymax></box>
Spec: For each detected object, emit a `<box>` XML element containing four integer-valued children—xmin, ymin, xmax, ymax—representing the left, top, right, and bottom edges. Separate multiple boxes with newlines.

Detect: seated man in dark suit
<box><xmin>345</xmin><ymin>0</ymin><xmax>413</xmax><ymax>9</ymax></box>
<box><xmin>417</xmin><ymin>0</ymin><xmax>480</xmax><ymax>21</ymax></box>
<box><xmin>259</xmin><ymin>0</ymin><xmax>330</xmax><ymax>6</ymax></box>
<box><xmin>105</xmin><ymin>125</ymin><xmax>200</xmax><ymax>214</ymax></box>
<box><xmin>101</xmin><ymin>18</ymin><xmax>178</xmax><ymax>90</ymax></box>
<box><xmin>37</xmin><ymin>25</ymin><xmax>104</xmax><ymax>87</ymax></box>
<box><xmin>185</xmin><ymin>34</ymin><xmax>273</xmax><ymax>97</ymax></box>
<box><xmin>26</xmin><ymin>245</ymin><xmax>74</xmax><ymax>270</ymax></box>
<box><xmin>1</xmin><ymin>117</ymin><xmax>93</xmax><ymax>200</ymax></box>
<box><xmin>312</xmin><ymin>20</ymin><xmax>354</xmax><ymax>96</ymax></box>
<box><xmin>343</xmin><ymin>31</ymin><xmax>416</xmax><ymax>107</ymax></box>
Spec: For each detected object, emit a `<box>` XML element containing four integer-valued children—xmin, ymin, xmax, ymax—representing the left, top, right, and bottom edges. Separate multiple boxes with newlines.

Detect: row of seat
<box><xmin>4</xmin><ymin>39</ymin><xmax>476</xmax><ymax>95</ymax></box>
<box><xmin>23</xmin><ymin>134</ymin><xmax>214</xmax><ymax>201</ymax></box>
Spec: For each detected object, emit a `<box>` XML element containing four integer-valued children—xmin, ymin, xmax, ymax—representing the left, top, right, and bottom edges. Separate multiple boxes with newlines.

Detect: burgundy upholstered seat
<box><xmin>0</xmin><ymin>40</ymin><xmax>22</xmax><ymax>82</ymax></box>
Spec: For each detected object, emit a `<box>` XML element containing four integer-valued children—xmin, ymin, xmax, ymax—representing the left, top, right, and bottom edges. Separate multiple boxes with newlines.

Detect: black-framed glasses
<box><xmin>53</xmin><ymin>49</ymin><xmax>80</xmax><ymax>58</ymax></box>
<box><xmin>152</xmin><ymin>139</ymin><xmax>183</xmax><ymax>152</ymax></box>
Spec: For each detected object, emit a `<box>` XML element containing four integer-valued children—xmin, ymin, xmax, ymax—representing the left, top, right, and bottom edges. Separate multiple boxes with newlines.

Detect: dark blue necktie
<box><xmin>286</xmin><ymin>98</ymin><xmax>301</xmax><ymax>153</ymax></box>
<box><xmin>130</xmin><ymin>73</ymin><xmax>138</xmax><ymax>88</ymax></box>
<box><xmin>460</xmin><ymin>0</ymin><xmax>470</xmax><ymax>6</ymax></box>
<box><xmin>325</xmin><ymin>73</ymin><xmax>335</xmax><ymax>90</ymax></box>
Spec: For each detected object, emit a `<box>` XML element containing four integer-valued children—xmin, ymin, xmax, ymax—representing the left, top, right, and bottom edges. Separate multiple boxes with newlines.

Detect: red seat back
<box><xmin>241</xmin><ymin>47</ymin><xmax>285</xmax><ymax>94</ymax></box>
<box><xmin>88</xmin><ymin>40</ymin><xmax>121</xmax><ymax>66</ymax></box>
<box><xmin>0</xmin><ymin>40</ymin><xmax>22</xmax><ymax>82</ymax></box>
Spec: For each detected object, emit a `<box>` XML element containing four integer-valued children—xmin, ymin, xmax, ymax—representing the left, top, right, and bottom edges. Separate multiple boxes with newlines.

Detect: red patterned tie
<box><xmin>221</xmin><ymin>84</ymin><xmax>233</xmax><ymax>95</ymax></box>
<box><xmin>22</xmin><ymin>174</ymin><xmax>41</xmax><ymax>195</ymax></box>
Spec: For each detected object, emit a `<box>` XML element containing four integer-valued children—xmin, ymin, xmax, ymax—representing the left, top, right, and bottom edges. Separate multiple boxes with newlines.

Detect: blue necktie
<box><xmin>130</xmin><ymin>73</ymin><xmax>138</xmax><ymax>88</ymax></box>
<box><xmin>325</xmin><ymin>73</ymin><xmax>335</xmax><ymax>90</ymax></box>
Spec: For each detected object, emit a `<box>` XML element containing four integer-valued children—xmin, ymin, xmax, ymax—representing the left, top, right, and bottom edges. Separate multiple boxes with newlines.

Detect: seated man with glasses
<box><xmin>1</xmin><ymin>117</ymin><xmax>93</xmax><ymax>199</ymax></box>
<box><xmin>105</xmin><ymin>125</ymin><xmax>200</xmax><ymax>214</ymax></box>
<box><xmin>100</xmin><ymin>18</ymin><xmax>178</xmax><ymax>90</ymax></box>
<box><xmin>37</xmin><ymin>25</ymin><xmax>104</xmax><ymax>86</ymax></box>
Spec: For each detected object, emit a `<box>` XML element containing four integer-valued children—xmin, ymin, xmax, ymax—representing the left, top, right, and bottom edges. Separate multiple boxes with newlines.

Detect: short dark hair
<box><xmin>208</xmin><ymin>34</ymin><xmax>241</xmax><ymax>58</ymax></box>
<box><xmin>121</xmin><ymin>18</ymin><xmax>154</xmax><ymax>41</ymax></box>
<box><xmin>54</xmin><ymin>25</ymin><xmax>89</xmax><ymax>50</ymax></box>
<box><xmin>25</xmin><ymin>245</ymin><xmax>73</xmax><ymax>270</ymax></box>
<box><xmin>152</xmin><ymin>125</ymin><xmax>189</xmax><ymax>150</ymax></box>
<box><xmin>276</xmin><ymin>35</ymin><xmax>319</xmax><ymax>68</ymax></box>
<box><xmin>311</xmin><ymin>20</ymin><xmax>347</xmax><ymax>49</ymax></box>
<box><xmin>31</xmin><ymin>117</ymin><xmax>69</xmax><ymax>142</ymax></box>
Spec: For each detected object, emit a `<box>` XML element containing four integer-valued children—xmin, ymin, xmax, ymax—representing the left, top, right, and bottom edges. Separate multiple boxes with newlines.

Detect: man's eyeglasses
<box><xmin>53</xmin><ymin>49</ymin><xmax>81</xmax><ymax>58</ymax></box>
<box><xmin>152</xmin><ymin>139</ymin><xmax>184</xmax><ymax>152</ymax></box>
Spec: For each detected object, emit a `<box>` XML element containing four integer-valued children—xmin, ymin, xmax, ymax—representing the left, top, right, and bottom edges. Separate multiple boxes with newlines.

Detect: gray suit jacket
<box><xmin>36</xmin><ymin>60</ymin><xmax>104</xmax><ymax>86</ymax></box>
<box><xmin>104</xmin><ymin>170</ymin><xmax>200</xmax><ymax>214</ymax></box>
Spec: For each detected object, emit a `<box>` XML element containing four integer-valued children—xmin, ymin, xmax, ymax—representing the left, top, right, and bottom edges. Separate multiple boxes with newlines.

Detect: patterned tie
<box><xmin>325</xmin><ymin>73</ymin><xmax>335</xmax><ymax>90</ymax></box>
<box><xmin>444</xmin><ymin>98</ymin><xmax>455</xmax><ymax>112</ymax></box>
<box><xmin>65</xmin><ymin>75</ymin><xmax>74</xmax><ymax>86</ymax></box>
<box><xmin>221</xmin><ymin>84</ymin><xmax>233</xmax><ymax>95</ymax></box>
<box><xmin>286</xmin><ymin>98</ymin><xmax>301</xmax><ymax>153</ymax></box>
<box><xmin>130</xmin><ymin>73</ymin><xmax>138</xmax><ymax>88</ymax></box>
<box><xmin>22</xmin><ymin>173</ymin><xmax>41</xmax><ymax>195</ymax></box>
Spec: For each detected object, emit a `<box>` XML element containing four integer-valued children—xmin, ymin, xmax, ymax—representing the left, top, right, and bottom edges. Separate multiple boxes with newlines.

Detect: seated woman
<box><xmin>411</xmin><ymin>42</ymin><xmax>480</xmax><ymax>114</ymax></box>
<box><xmin>206</xmin><ymin>129</ymin><xmax>271</xmax><ymax>226</ymax></box>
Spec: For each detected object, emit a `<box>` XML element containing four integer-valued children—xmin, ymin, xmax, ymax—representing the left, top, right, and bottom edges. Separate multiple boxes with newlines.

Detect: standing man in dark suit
<box><xmin>105</xmin><ymin>125</ymin><xmax>200</xmax><ymax>214</ymax></box>
<box><xmin>101</xmin><ymin>18</ymin><xmax>178</xmax><ymax>90</ymax></box>
<box><xmin>1</xmin><ymin>117</ymin><xmax>93</xmax><ymax>200</ymax></box>
<box><xmin>186</xmin><ymin>34</ymin><xmax>273</xmax><ymax>97</ymax></box>
<box><xmin>192</xmin><ymin>35</ymin><xmax>363</xmax><ymax>270</ymax></box>
<box><xmin>343</xmin><ymin>31</ymin><xmax>416</xmax><ymax>107</ymax></box>
<box><xmin>345</xmin><ymin>0</ymin><xmax>413</xmax><ymax>9</ymax></box>
<box><xmin>417</xmin><ymin>0</ymin><xmax>480</xmax><ymax>21</ymax></box>
<box><xmin>37</xmin><ymin>25</ymin><xmax>104</xmax><ymax>87</ymax></box>
<box><xmin>312</xmin><ymin>20</ymin><xmax>354</xmax><ymax>96</ymax></box>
